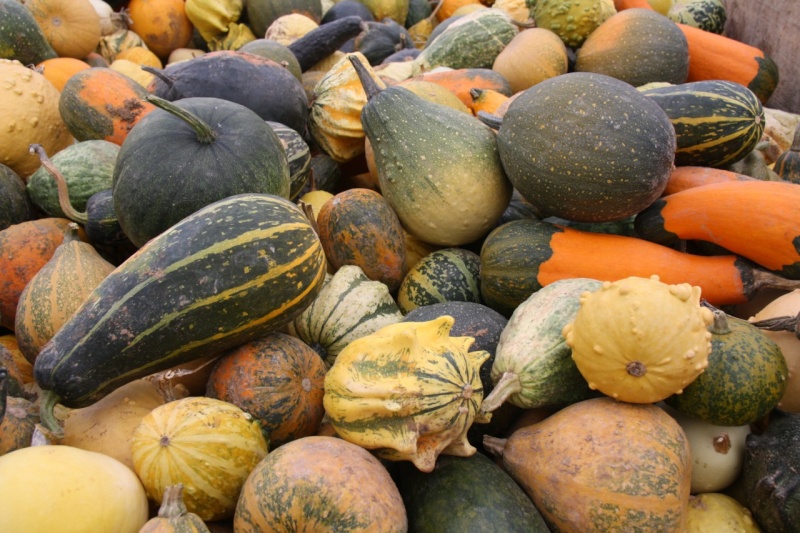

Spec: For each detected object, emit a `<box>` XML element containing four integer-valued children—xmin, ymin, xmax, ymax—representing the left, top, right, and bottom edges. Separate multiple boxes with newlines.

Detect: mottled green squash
<box><xmin>668</xmin><ymin>0</ymin><xmax>726</xmax><ymax>34</ymax></box>
<box><xmin>0</xmin><ymin>0</ymin><xmax>57</xmax><ymax>65</ymax></box>
<box><xmin>0</xmin><ymin>164</ymin><xmax>31</xmax><ymax>231</ymax></box>
<box><xmin>397</xmin><ymin>248</ymin><xmax>482</xmax><ymax>314</ymax></box>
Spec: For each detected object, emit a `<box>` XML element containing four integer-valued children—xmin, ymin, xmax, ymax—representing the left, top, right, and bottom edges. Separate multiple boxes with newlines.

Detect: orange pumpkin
<box><xmin>206</xmin><ymin>333</ymin><xmax>327</xmax><ymax>449</ymax></box>
<box><xmin>127</xmin><ymin>0</ymin><xmax>194</xmax><ymax>59</ymax></box>
<box><xmin>35</xmin><ymin>57</ymin><xmax>91</xmax><ymax>92</ymax></box>
<box><xmin>24</xmin><ymin>0</ymin><xmax>102</xmax><ymax>59</ymax></box>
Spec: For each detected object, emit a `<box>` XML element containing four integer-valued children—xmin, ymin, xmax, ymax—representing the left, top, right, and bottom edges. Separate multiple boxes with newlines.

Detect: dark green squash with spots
<box><xmin>665</xmin><ymin>309</ymin><xmax>788</xmax><ymax>427</ymax></box>
<box><xmin>397</xmin><ymin>248</ymin><xmax>482</xmax><ymax>314</ymax></box>
<box><xmin>495</xmin><ymin>72</ymin><xmax>676</xmax><ymax>223</ymax></box>
<box><xmin>392</xmin><ymin>452</ymin><xmax>550</xmax><ymax>533</ymax></box>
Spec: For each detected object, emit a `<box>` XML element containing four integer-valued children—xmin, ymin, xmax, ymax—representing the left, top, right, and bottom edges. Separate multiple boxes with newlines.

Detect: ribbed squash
<box><xmin>131</xmin><ymin>396</ymin><xmax>268</xmax><ymax>521</ymax></box>
<box><xmin>234</xmin><ymin>436</ymin><xmax>407</xmax><ymax>532</ymax></box>
<box><xmin>323</xmin><ymin>316</ymin><xmax>490</xmax><ymax>472</ymax></box>
<box><xmin>288</xmin><ymin>264</ymin><xmax>403</xmax><ymax>368</ymax></box>
<box><xmin>14</xmin><ymin>223</ymin><xmax>115</xmax><ymax>363</ymax></box>
<box><xmin>563</xmin><ymin>275</ymin><xmax>715</xmax><ymax>403</ymax></box>
<box><xmin>206</xmin><ymin>333</ymin><xmax>327</xmax><ymax>448</ymax></box>
<box><xmin>396</xmin><ymin>248</ymin><xmax>482</xmax><ymax>314</ymax></box>
<box><xmin>641</xmin><ymin>80</ymin><xmax>765</xmax><ymax>168</ymax></box>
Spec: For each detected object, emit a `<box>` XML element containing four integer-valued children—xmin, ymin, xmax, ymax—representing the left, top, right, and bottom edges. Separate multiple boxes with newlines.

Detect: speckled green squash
<box><xmin>393</xmin><ymin>452</ymin><xmax>550</xmax><ymax>533</ymax></box>
<box><xmin>234</xmin><ymin>436</ymin><xmax>407</xmax><ymax>532</ymax></box>
<box><xmin>668</xmin><ymin>0</ymin><xmax>727</xmax><ymax>34</ymax></box>
<box><xmin>641</xmin><ymin>80</ymin><xmax>765</xmax><ymax>168</ymax></box>
<box><xmin>665</xmin><ymin>310</ymin><xmax>788</xmax><ymax>426</ymax></box>
<box><xmin>495</xmin><ymin>72</ymin><xmax>676</xmax><ymax>223</ymax></box>
<box><xmin>412</xmin><ymin>9</ymin><xmax>518</xmax><ymax>74</ymax></box>
<box><xmin>397</xmin><ymin>248</ymin><xmax>482</xmax><ymax>314</ymax></box>
<box><xmin>26</xmin><ymin>140</ymin><xmax>119</xmax><ymax>218</ymax></box>
<box><xmin>0</xmin><ymin>164</ymin><xmax>30</xmax><ymax>231</ymax></box>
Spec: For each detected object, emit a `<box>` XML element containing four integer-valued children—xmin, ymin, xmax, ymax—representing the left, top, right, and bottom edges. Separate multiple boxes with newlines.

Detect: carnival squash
<box><xmin>206</xmin><ymin>332</ymin><xmax>327</xmax><ymax>448</ymax></box>
<box><xmin>131</xmin><ymin>396</ymin><xmax>268</xmax><ymax>521</ymax></box>
<box><xmin>245</xmin><ymin>0</ymin><xmax>323</xmax><ymax>39</ymax></box>
<box><xmin>23</xmin><ymin>0</ymin><xmax>102</xmax><ymax>59</ymax></box>
<box><xmin>396</xmin><ymin>248</ymin><xmax>482</xmax><ymax>314</ymax></box>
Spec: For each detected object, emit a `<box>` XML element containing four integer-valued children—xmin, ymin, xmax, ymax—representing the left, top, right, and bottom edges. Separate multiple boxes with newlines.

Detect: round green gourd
<box><xmin>397</xmin><ymin>248</ymin><xmax>482</xmax><ymax>314</ymax></box>
<box><xmin>112</xmin><ymin>96</ymin><xmax>290</xmax><ymax>248</ymax></box>
<box><xmin>495</xmin><ymin>71</ymin><xmax>676</xmax><ymax>223</ymax></box>
<box><xmin>0</xmin><ymin>164</ymin><xmax>30</xmax><ymax>231</ymax></box>
<box><xmin>27</xmin><ymin>140</ymin><xmax>119</xmax><ymax>219</ymax></box>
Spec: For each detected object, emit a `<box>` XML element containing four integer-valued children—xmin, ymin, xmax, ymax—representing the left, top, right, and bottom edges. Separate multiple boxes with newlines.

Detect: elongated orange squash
<box><xmin>404</xmin><ymin>68</ymin><xmax>512</xmax><ymax>110</ymax></box>
<box><xmin>664</xmin><ymin>166</ymin><xmax>753</xmax><ymax>195</ymax></box>
<box><xmin>614</xmin><ymin>1</ymin><xmax>779</xmax><ymax>103</ymax></box>
<box><xmin>635</xmin><ymin>181</ymin><xmax>800</xmax><ymax>279</ymax></box>
<box><xmin>479</xmin><ymin>219</ymin><xmax>800</xmax><ymax>315</ymax></box>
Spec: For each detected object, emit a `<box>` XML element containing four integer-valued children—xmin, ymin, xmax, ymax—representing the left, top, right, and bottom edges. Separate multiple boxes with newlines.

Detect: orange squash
<box><xmin>663</xmin><ymin>165</ymin><xmax>754</xmax><ymax>195</ymax></box>
<box><xmin>114</xmin><ymin>46</ymin><xmax>163</xmax><ymax>69</ymax></box>
<box><xmin>24</xmin><ymin>0</ymin><xmax>102</xmax><ymax>59</ymax></box>
<box><xmin>406</xmin><ymin>68</ymin><xmax>513</xmax><ymax>109</ymax></box>
<box><xmin>58</xmin><ymin>67</ymin><xmax>157</xmax><ymax>145</ymax></box>
<box><xmin>206</xmin><ymin>333</ymin><xmax>327</xmax><ymax>449</ymax></box>
<box><xmin>35</xmin><ymin>57</ymin><xmax>91</xmax><ymax>92</ymax></box>
<box><xmin>468</xmin><ymin>88</ymin><xmax>510</xmax><ymax>116</ymax></box>
<box><xmin>0</xmin><ymin>218</ymin><xmax>74</xmax><ymax>331</ymax></box>
<box><xmin>127</xmin><ymin>0</ymin><xmax>194</xmax><ymax>59</ymax></box>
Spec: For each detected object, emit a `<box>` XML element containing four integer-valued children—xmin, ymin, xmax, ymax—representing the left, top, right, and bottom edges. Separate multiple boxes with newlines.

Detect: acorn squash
<box><xmin>397</xmin><ymin>248</ymin><xmax>482</xmax><ymax>314</ymax></box>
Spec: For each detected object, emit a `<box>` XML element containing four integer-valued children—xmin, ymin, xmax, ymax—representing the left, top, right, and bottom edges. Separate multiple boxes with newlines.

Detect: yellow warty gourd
<box><xmin>532</xmin><ymin>0</ymin><xmax>617</xmax><ymax>48</ymax></box>
<box><xmin>563</xmin><ymin>275</ymin><xmax>715</xmax><ymax>403</ymax></box>
<box><xmin>323</xmin><ymin>316</ymin><xmax>489</xmax><ymax>472</ymax></box>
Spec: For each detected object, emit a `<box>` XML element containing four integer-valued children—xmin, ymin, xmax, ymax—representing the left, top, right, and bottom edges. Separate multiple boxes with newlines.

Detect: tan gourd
<box><xmin>492</xmin><ymin>28</ymin><xmax>569</xmax><ymax>94</ymax></box>
<box><xmin>23</xmin><ymin>0</ymin><xmax>102</xmax><ymax>59</ymax></box>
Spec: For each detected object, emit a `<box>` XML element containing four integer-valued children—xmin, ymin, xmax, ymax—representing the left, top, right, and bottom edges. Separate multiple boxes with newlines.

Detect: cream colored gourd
<box><xmin>563</xmin><ymin>275</ymin><xmax>715</xmax><ymax>403</ymax></box>
<box><xmin>749</xmin><ymin>289</ymin><xmax>800</xmax><ymax>412</ymax></box>
<box><xmin>0</xmin><ymin>444</ymin><xmax>149</xmax><ymax>532</ymax></box>
<box><xmin>0</xmin><ymin>60</ymin><xmax>73</xmax><ymax>179</ymax></box>
<box><xmin>323</xmin><ymin>316</ymin><xmax>489</xmax><ymax>472</ymax></box>
<box><xmin>686</xmin><ymin>493</ymin><xmax>762</xmax><ymax>532</ymax></box>
<box><xmin>131</xmin><ymin>396</ymin><xmax>268</xmax><ymax>521</ymax></box>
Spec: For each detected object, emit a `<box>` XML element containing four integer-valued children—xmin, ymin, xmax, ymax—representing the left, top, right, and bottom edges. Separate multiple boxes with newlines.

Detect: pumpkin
<box><xmin>0</xmin><ymin>444</ymin><xmax>149</xmax><ymax>533</ymax></box>
<box><xmin>665</xmin><ymin>308</ymin><xmax>788</xmax><ymax>426</ymax></box>
<box><xmin>234</xmin><ymin>436</ymin><xmax>406</xmax><ymax>531</ymax></box>
<box><xmin>59</xmin><ymin>379</ymin><xmax>173</xmax><ymax>470</ymax></box>
<box><xmin>23</xmin><ymin>0</ymin><xmax>102</xmax><ymax>59</ymax></box>
<box><xmin>317</xmin><ymin>188</ymin><xmax>407</xmax><ymax>292</ymax></box>
<box><xmin>494</xmin><ymin>72</ymin><xmax>675</xmax><ymax>223</ymax></box>
<box><xmin>112</xmin><ymin>95</ymin><xmax>290</xmax><ymax>247</ymax></box>
<box><xmin>139</xmin><ymin>484</ymin><xmax>211</xmax><ymax>533</ymax></box>
<box><xmin>127</xmin><ymin>0</ymin><xmax>194</xmax><ymax>59</ymax></box>
<box><xmin>0</xmin><ymin>164</ymin><xmax>31</xmax><ymax>231</ymax></box>
<box><xmin>491</xmin><ymin>28</ymin><xmax>568</xmax><ymax>94</ymax></box>
<box><xmin>131</xmin><ymin>396</ymin><xmax>268</xmax><ymax>521</ymax></box>
<box><xmin>323</xmin><ymin>316</ymin><xmax>490</xmax><ymax>472</ymax></box>
<box><xmin>686</xmin><ymin>493</ymin><xmax>761</xmax><ymax>532</ymax></box>
<box><xmin>396</xmin><ymin>247</ymin><xmax>482</xmax><ymax>314</ymax></box>
<box><xmin>288</xmin><ymin>264</ymin><xmax>403</xmax><ymax>367</ymax></box>
<box><xmin>58</xmin><ymin>67</ymin><xmax>157</xmax><ymax>145</ymax></box>
<box><xmin>0</xmin><ymin>217</ymin><xmax>74</xmax><ymax>331</ymax></box>
<box><xmin>115</xmin><ymin>46</ymin><xmax>163</xmax><ymax>68</ymax></box>
<box><xmin>0</xmin><ymin>59</ymin><xmax>73</xmax><ymax>179</ymax></box>
<box><xmin>563</xmin><ymin>275</ymin><xmax>715</xmax><ymax>404</ymax></box>
<box><xmin>484</xmin><ymin>397</ymin><xmax>692</xmax><ymax>531</ymax></box>
<box><xmin>14</xmin><ymin>223</ymin><xmax>115</xmax><ymax>363</ymax></box>
<box><xmin>206</xmin><ymin>332</ymin><xmax>327</xmax><ymax>449</ymax></box>
<box><xmin>575</xmin><ymin>7</ymin><xmax>690</xmax><ymax>86</ymax></box>
<box><xmin>34</xmin><ymin>57</ymin><xmax>91</xmax><ymax>92</ymax></box>
<box><xmin>749</xmin><ymin>290</ymin><xmax>800</xmax><ymax>412</ymax></box>
<box><xmin>0</xmin><ymin>395</ymin><xmax>38</xmax><ymax>455</ymax></box>
<box><xmin>532</xmin><ymin>0</ymin><xmax>616</xmax><ymax>48</ymax></box>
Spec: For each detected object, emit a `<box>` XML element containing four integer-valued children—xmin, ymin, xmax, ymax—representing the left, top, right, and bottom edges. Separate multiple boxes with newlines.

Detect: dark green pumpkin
<box><xmin>392</xmin><ymin>452</ymin><xmax>550</xmax><ymax>533</ymax></box>
<box><xmin>641</xmin><ymin>80</ymin><xmax>765</xmax><ymax>168</ymax></box>
<box><xmin>0</xmin><ymin>164</ymin><xmax>31</xmax><ymax>231</ymax></box>
<box><xmin>267</xmin><ymin>121</ymin><xmax>311</xmax><ymax>200</ymax></box>
<box><xmin>34</xmin><ymin>193</ymin><xmax>327</xmax><ymax>416</ymax></box>
<box><xmin>665</xmin><ymin>309</ymin><xmax>788</xmax><ymax>427</ymax></box>
<box><xmin>396</xmin><ymin>248</ymin><xmax>482</xmax><ymax>314</ymax></box>
<box><xmin>353</xmin><ymin>19</ymin><xmax>415</xmax><ymax>65</ymax></box>
<box><xmin>112</xmin><ymin>95</ymin><xmax>290</xmax><ymax>247</ymax></box>
<box><xmin>27</xmin><ymin>140</ymin><xmax>119</xmax><ymax>219</ymax></box>
<box><xmin>773</xmin><ymin>123</ymin><xmax>800</xmax><ymax>183</ymax></box>
<box><xmin>496</xmin><ymin>72</ymin><xmax>676</xmax><ymax>223</ymax></box>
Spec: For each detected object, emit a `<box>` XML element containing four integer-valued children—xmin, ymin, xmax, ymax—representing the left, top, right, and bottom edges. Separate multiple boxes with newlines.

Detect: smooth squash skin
<box><xmin>634</xmin><ymin>181</ymin><xmax>800</xmax><ymax>279</ymax></box>
<box><xmin>407</xmin><ymin>68</ymin><xmax>512</xmax><ymax>109</ymax></box>
<box><xmin>663</xmin><ymin>165</ymin><xmax>753</xmax><ymax>195</ymax></box>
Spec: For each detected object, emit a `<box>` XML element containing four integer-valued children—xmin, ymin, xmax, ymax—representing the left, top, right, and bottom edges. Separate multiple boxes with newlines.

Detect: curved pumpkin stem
<box><xmin>29</xmin><ymin>144</ymin><xmax>89</xmax><ymax>225</ymax></box>
<box><xmin>145</xmin><ymin>95</ymin><xmax>217</xmax><ymax>144</ymax></box>
<box><xmin>38</xmin><ymin>389</ymin><xmax>65</xmax><ymax>439</ymax></box>
<box><xmin>347</xmin><ymin>54</ymin><xmax>382</xmax><ymax>100</ymax></box>
<box><xmin>475</xmin><ymin>110</ymin><xmax>503</xmax><ymax>129</ymax></box>
<box><xmin>158</xmin><ymin>484</ymin><xmax>190</xmax><ymax>518</ymax></box>
<box><xmin>750</xmin><ymin>312</ymin><xmax>800</xmax><ymax>340</ymax></box>
<box><xmin>482</xmin><ymin>435</ymin><xmax>508</xmax><ymax>458</ymax></box>
<box><xmin>478</xmin><ymin>371</ymin><xmax>521</xmax><ymax>417</ymax></box>
<box><xmin>141</xmin><ymin>66</ymin><xmax>179</xmax><ymax>94</ymax></box>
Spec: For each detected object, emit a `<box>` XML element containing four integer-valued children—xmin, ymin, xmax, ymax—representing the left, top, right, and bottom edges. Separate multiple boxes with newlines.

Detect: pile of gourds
<box><xmin>2</xmin><ymin>0</ymin><xmax>800</xmax><ymax>531</ymax></box>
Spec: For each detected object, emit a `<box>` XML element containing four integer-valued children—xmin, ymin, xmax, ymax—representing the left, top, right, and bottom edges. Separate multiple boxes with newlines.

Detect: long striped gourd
<box><xmin>641</xmin><ymin>80</ymin><xmax>765</xmax><ymax>168</ymax></box>
<box><xmin>34</xmin><ymin>194</ymin><xmax>327</xmax><ymax>415</ymax></box>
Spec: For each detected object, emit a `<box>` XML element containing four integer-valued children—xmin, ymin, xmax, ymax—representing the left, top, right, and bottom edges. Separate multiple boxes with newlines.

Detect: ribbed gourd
<box><xmin>563</xmin><ymin>275</ymin><xmax>715</xmax><ymax>404</ymax></box>
<box><xmin>323</xmin><ymin>316</ymin><xmax>490</xmax><ymax>472</ymax></box>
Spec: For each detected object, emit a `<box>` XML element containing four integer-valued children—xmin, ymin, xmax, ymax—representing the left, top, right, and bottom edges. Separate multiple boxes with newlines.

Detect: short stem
<box><xmin>482</xmin><ymin>435</ymin><xmax>508</xmax><ymax>458</ymax></box>
<box><xmin>38</xmin><ymin>389</ymin><xmax>65</xmax><ymax>439</ymax></box>
<box><xmin>29</xmin><ymin>144</ymin><xmax>88</xmax><ymax>224</ymax></box>
<box><xmin>709</xmin><ymin>308</ymin><xmax>732</xmax><ymax>335</ymax></box>
<box><xmin>158</xmin><ymin>484</ymin><xmax>190</xmax><ymax>518</ymax></box>
<box><xmin>479</xmin><ymin>371</ymin><xmax>522</xmax><ymax>415</ymax></box>
<box><xmin>476</xmin><ymin>110</ymin><xmax>503</xmax><ymax>129</ymax></box>
<box><xmin>141</xmin><ymin>66</ymin><xmax>177</xmax><ymax>91</ymax></box>
<box><xmin>145</xmin><ymin>95</ymin><xmax>217</xmax><ymax>144</ymax></box>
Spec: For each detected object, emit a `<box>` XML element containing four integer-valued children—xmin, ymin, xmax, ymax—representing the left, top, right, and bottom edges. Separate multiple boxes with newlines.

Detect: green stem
<box><xmin>38</xmin><ymin>389</ymin><xmax>65</xmax><ymax>439</ymax></box>
<box><xmin>479</xmin><ymin>371</ymin><xmax>522</xmax><ymax>416</ymax></box>
<box><xmin>144</xmin><ymin>95</ymin><xmax>217</xmax><ymax>144</ymax></box>
<box><xmin>347</xmin><ymin>54</ymin><xmax>382</xmax><ymax>100</ymax></box>
<box><xmin>29</xmin><ymin>144</ymin><xmax>89</xmax><ymax>225</ymax></box>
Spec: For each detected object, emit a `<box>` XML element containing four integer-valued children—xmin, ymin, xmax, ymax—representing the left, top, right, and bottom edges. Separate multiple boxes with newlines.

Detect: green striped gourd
<box><xmin>288</xmin><ymin>265</ymin><xmax>403</xmax><ymax>368</ymax></box>
<box><xmin>34</xmin><ymin>194</ymin><xmax>327</xmax><ymax>420</ymax></box>
<box><xmin>412</xmin><ymin>9</ymin><xmax>518</xmax><ymax>74</ymax></box>
<box><xmin>641</xmin><ymin>80</ymin><xmax>765</xmax><ymax>168</ymax></box>
<box><xmin>266</xmin><ymin>121</ymin><xmax>311</xmax><ymax>200</ymax></box>
<box><xmin>480</xmin><ymin>278</ymin><xmax>602</xmax><ymax>415</ymax></box>
<box><xmin>397</xmin><ymin>248</ymin><xmax>482</xmax><ymax>314</ymax></box>
<box><xmin>323</xmin><ymin>316</ymin><xmax>489</xmax><ymax>472</ymax></box>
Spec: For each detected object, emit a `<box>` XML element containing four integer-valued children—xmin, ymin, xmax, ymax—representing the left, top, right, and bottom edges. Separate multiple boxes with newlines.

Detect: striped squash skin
<box><xmin>131</xmin><ymin>397</ymin><xmax>268</xmax><ymax>522</ymax></box>
<box><xmin>397</xmin><ymin>248</ymin><xmax>482</xmax><ymax>314</ymax></box>
<box><xmin>267</xmin><ymin>121</ymin><xmax>310</xmax><ymax>200</ymax></box>
<box><xmin>323</xmin><ymin>316</ymin><xmax>489</xmax><ymax>473</ymax></box>
<box><xmin>289</xmin><ymin>265</ymin><xmax>403</xmax><ymax>368</ymax></box>
<box><xmin>642</xmin><ymin>80</ymin><xmax>765</xmax><ymax>168</ymax></box>
<box><xmin>34</xmin><ymin>194</ymin><xmax>327</xmax><ymax>407</ymax></box>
